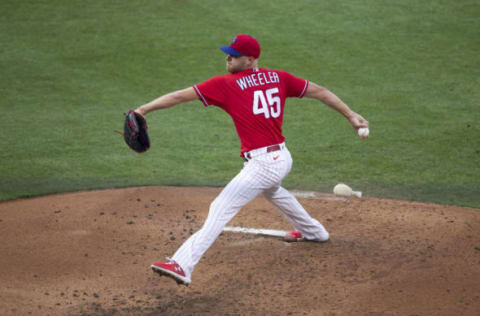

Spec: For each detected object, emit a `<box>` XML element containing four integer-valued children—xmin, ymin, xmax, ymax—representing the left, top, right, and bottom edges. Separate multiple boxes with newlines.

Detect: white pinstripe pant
<box><xmin>172</xmin><ymin>145</ymin><xmax>329</xmax><ymax>281</ymax></box>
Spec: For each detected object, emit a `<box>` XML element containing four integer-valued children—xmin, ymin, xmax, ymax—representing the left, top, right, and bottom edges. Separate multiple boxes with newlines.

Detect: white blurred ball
<box><xmin>358</xmin><ymin>127</ymin><xmax>370</xmax><ymax>138</ymax></box>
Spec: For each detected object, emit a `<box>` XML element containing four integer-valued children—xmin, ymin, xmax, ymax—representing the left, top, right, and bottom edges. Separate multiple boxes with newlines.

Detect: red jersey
<box><xmin>193</xmin><ymin>67</ymin><xmax>309</xmax><ymax>155</ymax></box>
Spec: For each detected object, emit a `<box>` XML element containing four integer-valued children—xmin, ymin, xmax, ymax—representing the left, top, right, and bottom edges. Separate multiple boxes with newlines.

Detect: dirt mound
<box><xmin>0</xmin><ymin>186</ymin><xmax>479</xmax><ymax>315</ymax></box>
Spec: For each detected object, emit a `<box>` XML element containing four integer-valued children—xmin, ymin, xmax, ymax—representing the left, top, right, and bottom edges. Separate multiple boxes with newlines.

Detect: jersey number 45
<box><xmin>253</xmin><ymin>88</ymin><xmax>281</xmax><ymax>119</ymax></box>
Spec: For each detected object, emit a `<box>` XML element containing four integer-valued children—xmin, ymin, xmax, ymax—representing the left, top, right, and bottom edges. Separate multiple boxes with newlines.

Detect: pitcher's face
<box><xmin>225</xmin><ymin>55</ymin><xmax>255</xmax><ymax>73</ymax></box>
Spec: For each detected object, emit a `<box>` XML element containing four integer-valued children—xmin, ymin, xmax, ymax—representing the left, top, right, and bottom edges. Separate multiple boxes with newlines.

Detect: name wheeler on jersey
<box><xmin>236</xmin><ymin>71</ymin><xmax>280</xmax><ymax>90</ymax></box>
<box><xmin>193</xmin><ymin>68</ymin><xmax>309</xmax><ymax>154</ymax></box>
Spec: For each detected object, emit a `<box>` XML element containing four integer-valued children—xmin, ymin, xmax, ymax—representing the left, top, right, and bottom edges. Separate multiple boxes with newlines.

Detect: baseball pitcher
<box><xmin>134</xmin><ymin>34</ymin><xmax>369</xmax><ymax>285</ymax></box>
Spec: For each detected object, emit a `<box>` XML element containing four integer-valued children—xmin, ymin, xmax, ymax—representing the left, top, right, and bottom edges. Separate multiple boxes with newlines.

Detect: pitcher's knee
<box><xmin>208</xmin><ymin>197</ymin><xmax>227</xmax><ymax>216</ymax></box>
<box><xmin>207</xmin><ymin>197</ymin><xmax>239</xmax><ymax>224</ymax></box>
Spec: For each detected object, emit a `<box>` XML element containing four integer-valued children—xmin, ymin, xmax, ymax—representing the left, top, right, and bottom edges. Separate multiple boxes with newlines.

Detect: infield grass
<box><xmin>1</xmin><ymin>0</ymin><xmax>479</xmax><ymax>207</ymax></box>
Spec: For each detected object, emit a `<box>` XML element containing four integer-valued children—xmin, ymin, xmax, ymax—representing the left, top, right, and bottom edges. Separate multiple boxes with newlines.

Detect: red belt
<box><xmin>244</xmin><ymin>144</ymin><xmax>281</xmax><ymax>160</ymax></box>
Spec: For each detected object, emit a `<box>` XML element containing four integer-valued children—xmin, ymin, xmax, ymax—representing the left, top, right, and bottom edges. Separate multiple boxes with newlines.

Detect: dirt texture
<box><xmin>0</xmin><ymin>186</ymin><xmax>479</xmax><ymax>315</ymax></box>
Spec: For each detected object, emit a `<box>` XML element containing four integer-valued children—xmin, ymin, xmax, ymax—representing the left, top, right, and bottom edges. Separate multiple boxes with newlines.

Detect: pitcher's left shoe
<box><xmin>151</xmin><ymin>259</ymin><xmax>191</xmax><ymax>285</ymax></box>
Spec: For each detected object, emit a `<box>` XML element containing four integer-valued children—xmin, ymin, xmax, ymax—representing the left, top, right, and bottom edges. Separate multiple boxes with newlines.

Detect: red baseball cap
<box><xmin>220</xmin><ymin>34</ymin><xmax>261</xmax><ymax>59</ymax></box>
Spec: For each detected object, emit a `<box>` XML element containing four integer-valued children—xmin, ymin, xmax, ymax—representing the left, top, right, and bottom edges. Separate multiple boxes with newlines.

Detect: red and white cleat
<box><xmin>151</xmin><ymin>259</ymin><xmax>191</xmax><ymax>285</ymax></box>
<box><xmin>284</xmin><ymin>231</ymin><xmax>330</xmax><ymax>242</ymax></box>
<box><xmin>283</xmin><ymin>231</ymin><xmax>305</xmax><ymax>242</ymax></box>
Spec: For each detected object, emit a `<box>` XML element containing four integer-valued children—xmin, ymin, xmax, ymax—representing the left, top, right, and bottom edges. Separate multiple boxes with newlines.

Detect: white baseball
<box><xmin>358</xmin><ymin>127</ymin><xmax>370</xmax><ymax>138</ymax></box>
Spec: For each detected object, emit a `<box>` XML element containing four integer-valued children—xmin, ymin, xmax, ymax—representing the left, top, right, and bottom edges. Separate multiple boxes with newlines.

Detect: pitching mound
<box><xmin>0</xmin><ymin>186</ymin><xmax>479</xmax><ymax>315</ymax></box>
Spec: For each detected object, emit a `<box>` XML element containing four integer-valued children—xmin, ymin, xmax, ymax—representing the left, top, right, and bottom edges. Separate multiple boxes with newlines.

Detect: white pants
<box><xmin>172</xmin><ymin>145</ymin><xmax>329</xmax><ymax>281</ymax></box>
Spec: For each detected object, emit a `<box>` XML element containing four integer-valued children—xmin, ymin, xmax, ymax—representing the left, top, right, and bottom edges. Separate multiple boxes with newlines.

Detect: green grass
<box><xmin>1</xmin><ymin>0</ymin><xmax>479</xmax><ymax>208</ymax></box>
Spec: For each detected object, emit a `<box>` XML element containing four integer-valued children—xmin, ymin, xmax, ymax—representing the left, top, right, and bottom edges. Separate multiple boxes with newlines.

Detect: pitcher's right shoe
<box><xmin>284</xmin><ymin>231</ymin><xmax>330</xmax><ymax>242</ymax></box>
<box><xmin>151</xmin><ymin>259</ymin><xmax>191</xmax><ymax>285</ymax></box>
<box><xmin>284</xmin><ymin>231</ymin><xmax>305</xmax><ymax>242</ymax></box>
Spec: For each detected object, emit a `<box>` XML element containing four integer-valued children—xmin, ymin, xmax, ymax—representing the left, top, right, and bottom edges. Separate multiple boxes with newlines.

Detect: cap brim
<box><xmin>220</xmin><ymin>46</ymin><xmax>243</xmax><ymax>56</ymax></box>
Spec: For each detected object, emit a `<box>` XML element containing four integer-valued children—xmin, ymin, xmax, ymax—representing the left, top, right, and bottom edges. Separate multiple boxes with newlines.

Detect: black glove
<box><xmin>123</xmin><ymin>110</ymin><xmax>150</xmax><ymax>153</ymax></box>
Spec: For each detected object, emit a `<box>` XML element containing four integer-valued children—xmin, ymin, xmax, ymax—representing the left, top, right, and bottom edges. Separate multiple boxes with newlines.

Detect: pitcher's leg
<box><xmin>172</xmin><ymin>170</ymin><xmax>263</xmax><ymax>279</ymax></box>
<box><xmin>263</xmin><ymin>186</ymin><xmax>329</xmax><ymax>241</ymax></box>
